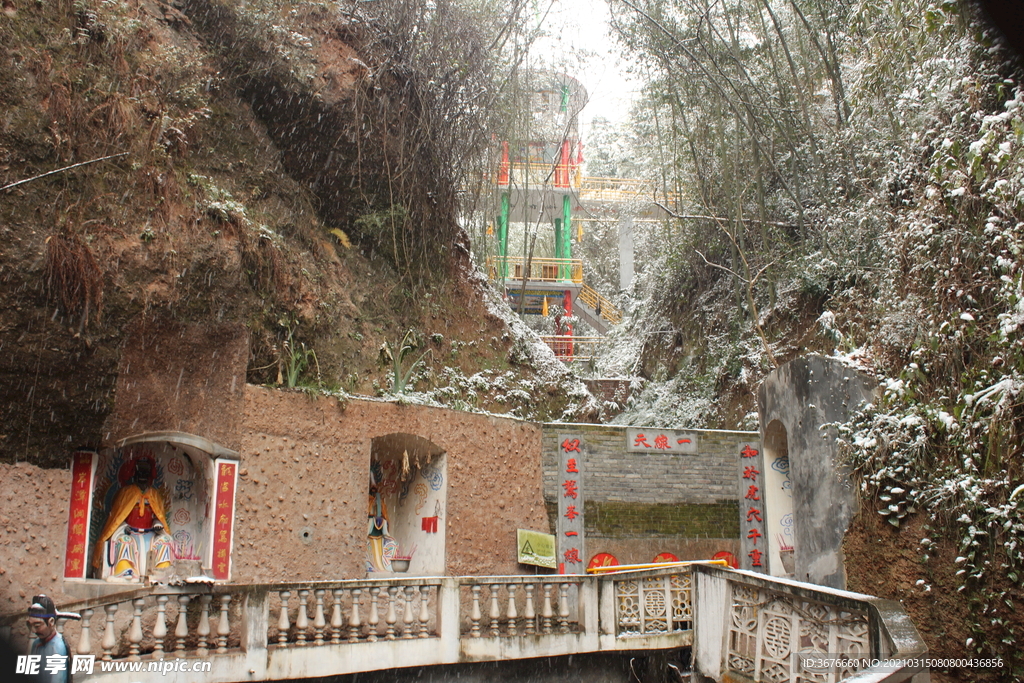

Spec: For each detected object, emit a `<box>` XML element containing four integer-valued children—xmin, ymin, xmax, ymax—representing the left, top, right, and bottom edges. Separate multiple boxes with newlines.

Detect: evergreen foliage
<box><xmin>603</xmin><ymin>0</ymin><xmax>1024</xmax><ymax>670</ymax></box>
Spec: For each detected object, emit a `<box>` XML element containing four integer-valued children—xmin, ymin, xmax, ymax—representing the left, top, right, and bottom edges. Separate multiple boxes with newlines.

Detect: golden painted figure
<box><xmin>91</xmin><ymin>456</ymin><xmax>174</xmax><ymax>580</ymax></box>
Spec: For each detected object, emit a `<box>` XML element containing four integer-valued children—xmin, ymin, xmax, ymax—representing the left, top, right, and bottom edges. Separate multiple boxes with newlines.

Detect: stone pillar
<box><xmin>757</xmin><ymin>355</ymin><xmax>877</xmax><ymax>589</ymax></box>
<box><xmin>618</xmin><ymin>216</ymin><xmax>634</xmax><ymax>291</ymax></box>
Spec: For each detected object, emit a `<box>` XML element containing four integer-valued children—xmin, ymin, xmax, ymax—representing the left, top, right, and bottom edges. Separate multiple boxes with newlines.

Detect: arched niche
<box><xmin>762</xmin><ymin>420</ymin><xmax>795</xmax><ymax>577</ymax></box>
<box><xmin>367</xmin><ymin>433</ymin><xmax>447</xmax><ymax>576</ymax></box>
<box><xmin>64</xmin><ymin>432</ymin><xmax>239</xmax><ymax>584</ymax></box>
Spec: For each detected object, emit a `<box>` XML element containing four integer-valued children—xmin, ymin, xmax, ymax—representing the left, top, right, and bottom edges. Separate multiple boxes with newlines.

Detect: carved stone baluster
<box><xmin>77</xmin><ymin>608</ymin><xmax>93</xmax><ymax>656</ymax></box>
<box><xmin>523</xmin><ymin>584</ymin><xmax>536</xmax><ymax>635</ymax></box>
<box><xmin>488</xmin><ymin>585</ymin><xmax>501</xmax><ymax>637</ymax></box>
<box><xmin>101</xmin><ymin>603</ymin><xmax>118</xmax><ymax>661</ymax></box>
<box><xmin>277</xmin><ymin>591</ymin><xmax>291</xmax><ymax>647</ymax></box>
<box><xmin>367</xmin><ymin>587</ymin><xmax>380</xmax><ymax>642</ymax></box>
<box><xmin>558</xmin><ymin>583</ymin><xmax>570</xmax><ymax>633</ymax></box>
<box><xmin>506</xmin><ymin>585</ymin><xmax>519</xmax><ymax>636</ymax></box>
<box><xmin>174</xmin><ymin>595</ymin><xmax>190</xmax><ymax>657</ymax></box>
<box><xmin>348</xmin><ymin>589</ymin><xmax>362</xmax><ymax>642</ymax></box>
<box><xmin>470</xmin><ymin>585</ymin><xmax>482</xmax><ymax>638</ymax></box>
<box><xmin>541</xmin><ymin>584</ymin><xmax>553</xmax><ymax>634</ymax></box>
<box><xmin>127</xmin><ymin>598</ymin><xmax>144</xmax><ymax>660</ymax></box>
<box><xmin>418</xmin><ymin>586</ymin><xmax>430</xmax><ymax>638</ymax></box>
<box><xmin>330</xmin><ymin>589</ymin><xmax>343</xmax><ymax>644</ymax></box>
<box><xmin>401</xmin><ymin>587</ymin><xmax>415</xmax><ymax>639</ymax></box>
<box><xmin>196</xmin><ymin>595</ymin><xmax>213</xmax><ymax>655</ymax></box>
<box><xmin>313</xmin><ymin>589</ymin><xmax>326</xmax><ymax>645</ymax></box>
<box><xmin>153</xmin><ymin>596</ymin><xmax>169</xmax><ymax>659</ymax></box>
<box><xmin>217</xmin><ymin>594</ymin><xmax>231</xmax><ymax>653</ymax></box>
<box><xmin>295</xmin><ymin>590</ymin><xmax>309</xmax><ymax>646</ymax></box>
<box><xmin>385</xmin><ymin>587</ymin><xmax>398</xmax><ymax>640</ymax></box>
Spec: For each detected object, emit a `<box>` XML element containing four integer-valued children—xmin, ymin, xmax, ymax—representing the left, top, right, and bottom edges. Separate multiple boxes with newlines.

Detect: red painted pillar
<box><xmin>498</xmin><ymin>141</ymin><xmax>510</xmax><ymax>186</ymax></box>
<box><xmin>556</xmin><ymin>140</ymin><xmax>570</xmax><ymax>188</ymax></box>
<box><xmin>563</xmin><ymin>290</ymin><xmax>574</xmax><ymax>360</ymax></box>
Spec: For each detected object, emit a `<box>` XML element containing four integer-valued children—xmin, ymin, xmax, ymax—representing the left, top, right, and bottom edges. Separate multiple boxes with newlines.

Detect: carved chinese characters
<box><xmin>739</xmin><ymin>442</ymin><xmax>767</xmax><ymax>572</ymax></box>
<box><xmin>557</xmin><ymin>436</ymin><xmax>585</xmax><ymax>573</ymax></box>
<box><xmin>64</xmin><ymin>450</ymin><xmax>97</xmax><ymax>579</ymax></box>
<box><xmin>211</xmin><ymin>460</ymin><xmax>237</xmax><ymax>580</ymax></box>
<box><xmin>626</xmin><ymin>428</ymin><xmax>698</xmax><ymax>454</ymax></box>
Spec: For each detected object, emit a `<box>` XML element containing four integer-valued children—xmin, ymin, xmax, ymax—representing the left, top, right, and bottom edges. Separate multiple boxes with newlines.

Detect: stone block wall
<box><xmin>541</xmin><ymin>424</ymin><xmax>756</xmax><ymax>566</ymax></box>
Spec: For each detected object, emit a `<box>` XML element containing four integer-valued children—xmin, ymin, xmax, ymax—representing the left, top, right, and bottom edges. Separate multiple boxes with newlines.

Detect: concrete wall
<box><xmin>0</xmin><ymin>388</ymin><xmax>549</xmax><ymax>614</ymax></box>
<box><xmin>324</xmin><ymin>652</ymin><xmax>676</xmax><ymax>683</ymax></box>
<box><xmin>96</xmin><ymin>320</ymin><xmax>547</xmax><ymax>581</ymax></box>
<box><xmin>757</xmin><ymin>354</ymin><xmax>877</xmax><ymax>589</ymax></box>
<box><xmin>233</xmin><ymin>387</ymin><xmax>548</xmax><ymax>581</ymax></box>
<box><xmin>541</xmin><ymin>424</ymin><xmax>754</xmax><ymax>566</ymax></box>
<box><xmin>0</xmin><ymin>463</ymin><xmax>75</xmax><ymax>610</ymax></box>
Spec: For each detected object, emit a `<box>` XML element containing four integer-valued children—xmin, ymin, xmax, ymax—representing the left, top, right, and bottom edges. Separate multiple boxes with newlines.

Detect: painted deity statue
<box><xmin>91</xmin><ymin>456</ymin><xmax>175</xmax><ymax>581</ymax></box>
<box><xmin>366</xmin><ymin>479</ymin><xmax>398</xmax><ymax>572</ymax></box>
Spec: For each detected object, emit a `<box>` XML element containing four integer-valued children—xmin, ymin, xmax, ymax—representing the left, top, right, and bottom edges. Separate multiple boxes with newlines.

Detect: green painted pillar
<box><xmin>554</xmin><ymin>217</ymin><xmax>563</xmax><ymax>263</ymax></box>
<box><xmin>562</xmin><ymin>194</ymin><xmax>572</xmax><ymax>281</ymax></box>
<box><xmin>499</xmin><ymin>192</ymin><xmax>510</xmax><ymax>278</ymax></box>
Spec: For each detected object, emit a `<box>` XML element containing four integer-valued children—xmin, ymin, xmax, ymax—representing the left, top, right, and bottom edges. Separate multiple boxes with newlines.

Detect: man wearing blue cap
<box><xmin>26</xmin><ymin>595</ymin><xmax>70</xmax><ymax>683</ymax></box>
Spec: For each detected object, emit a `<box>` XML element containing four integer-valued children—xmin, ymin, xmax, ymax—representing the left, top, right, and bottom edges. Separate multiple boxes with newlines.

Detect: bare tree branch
<box><xmin>655</xmin><ymin>201</ymin><xmax>799</xmax><ymax>230</ymax></box>
<box><xmin>1</xmin><ymin>153</ymin><xmax>128</xmax><ymax>193</ymax></box>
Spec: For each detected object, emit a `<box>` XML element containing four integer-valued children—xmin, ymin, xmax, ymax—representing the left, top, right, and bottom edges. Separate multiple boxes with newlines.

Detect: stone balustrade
<box><xmin>2</xmin><ymin>565</ymin><xmax>927</xmax><ymax>683</ymax></box>
<box><xmin>692</xmin><ymin>565</ymin><xmax>929</xmax><ymax>683</ymax></box>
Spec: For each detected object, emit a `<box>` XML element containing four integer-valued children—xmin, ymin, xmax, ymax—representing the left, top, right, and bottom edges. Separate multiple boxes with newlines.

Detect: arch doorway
<box><xmin>763</xmin><ymin>420</ymin><xmax>794</xmax><ymax>577</ymax></box>
<box><xmin>64</xmin><ymin>432</ymin><xmax>239</xmax><ymax>584</ymax></box>
<box><xmin>367</xmin><ymin>434</ymin><xmax>447</xmax><ymax>576</ymax></box>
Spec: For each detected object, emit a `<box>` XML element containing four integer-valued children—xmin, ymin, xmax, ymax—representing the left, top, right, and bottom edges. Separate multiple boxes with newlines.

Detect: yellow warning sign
<box><xmin>517</xmin><ymin>529</ymin><xmax>556</xmax><ymax>568</ymax></box>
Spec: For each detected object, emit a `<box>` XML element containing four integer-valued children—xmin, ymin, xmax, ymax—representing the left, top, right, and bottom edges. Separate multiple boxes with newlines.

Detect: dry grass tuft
<box><xmin>242</xmin><ymin>234</ymin><xmax>289</xmax><ymax>295</ymax></box>
<box><xmin>136</xmin><ymin>165</ymin><xmax>186</xmax><ymax>224</ymax></box>
<box><xmin>44</xmin><ymin>234</ymin><xmax>104</xmax><ymax>327</ymax></box>
<box><xmin>94</xmin><ymin>91</ymin><xmax>139</xmax><ymax>140</ymax></box>
<box><xmin>47</xmin><ymin>83</ymin><xmax>73</xmax><ymax>127</ymax></box>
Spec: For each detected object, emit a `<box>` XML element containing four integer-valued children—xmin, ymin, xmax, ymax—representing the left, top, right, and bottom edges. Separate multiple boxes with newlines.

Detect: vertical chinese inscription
<box><xmin>211</xmin><ymin>459</ymin><xmax>238</xmax><ymax>580</ymax></box>
<box><xmin>64</xmin><ymin>449</ymin><xmax>96</xmax><ymax>579</ymax></box>
<box><xmin>557</xmin><ymin>435</ymin><xmax>585</xmax><ymax>574</ymax></box>
<box><xmin>738</xmin><ymin>442</ymin><xmax>767</xmax><ymax>573</ymax></box>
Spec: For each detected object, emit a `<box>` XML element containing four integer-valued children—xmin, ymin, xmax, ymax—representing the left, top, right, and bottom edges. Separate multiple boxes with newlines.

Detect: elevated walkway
<box><xmin>487</xmin><ymin>256</ymin><xmax>621</xmax><ymax>337</ymax></box>
<box><xmin>13</xmin><ymin>565</ymin><xmax>927</xmax><ymax>683</ymax></box>
<box><xmin>491</xmin><ymin>164</ymin><xmax>681</xmax><ymax>206</ymax></box>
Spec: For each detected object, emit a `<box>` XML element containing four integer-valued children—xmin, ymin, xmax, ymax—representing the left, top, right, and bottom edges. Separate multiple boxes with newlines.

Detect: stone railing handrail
<box><xmin>0</xmin><ymin>586</ymin><xmax>152</xmax><ymax>628</ymax></box>
<box><xmin>3</xmin><ymin>567</ymin><xmax>928</xmax><ymax>683</ymax></box>
<box><xmin>691</xmin><ymin>564</ymin><xmax>928</xmax><ymax>683</ymax></box>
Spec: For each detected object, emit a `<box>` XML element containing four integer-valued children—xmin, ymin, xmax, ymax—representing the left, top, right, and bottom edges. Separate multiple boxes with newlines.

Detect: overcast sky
<box><xmin>534</xmin><ymin>0</ymin><xmax>640</xmax><ymax>133</ymax></box>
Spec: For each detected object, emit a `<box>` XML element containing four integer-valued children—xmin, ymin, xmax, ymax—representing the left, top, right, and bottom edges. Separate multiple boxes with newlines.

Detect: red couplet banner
<box><xmin>64</xmin><ymin>450</ymin><xmax>96</xmax><ymax>579</ymax></box>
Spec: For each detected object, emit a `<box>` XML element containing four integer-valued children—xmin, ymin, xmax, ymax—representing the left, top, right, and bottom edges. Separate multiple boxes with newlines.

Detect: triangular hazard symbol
<box><xmin>521</xmin><ymin>540</ymin><xmax>535</xmax><ymax>555</ymax></box>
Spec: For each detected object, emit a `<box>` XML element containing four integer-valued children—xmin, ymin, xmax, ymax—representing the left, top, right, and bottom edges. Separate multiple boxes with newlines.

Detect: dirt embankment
<box><xmin>845</xmin><ymin>506</ymin><xmax>1022</xmax><ymax>682</ymax></box>
<box><xmin>0</xmin><ymin>0</ymin><xmax>580</xmax><ymax>466</ymax></box>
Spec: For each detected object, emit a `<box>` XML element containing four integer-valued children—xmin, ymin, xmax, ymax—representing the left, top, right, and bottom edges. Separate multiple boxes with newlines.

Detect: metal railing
<box><xmin>486</xmin><ymin>256</ymin><xmax>583</xmax><ymax>284</ymax></box>
<box><xmin>577</xmin><ymin>176</ymin><xmax>683</xmax><ymax>203</ymax></box>
<box><xmin>472</xmin><ymin>167</ymin><xmax>683</xmax><ymax>204</ymax></box>
<box><xmin>539</xmin><ymin>335</ymin><xmax>602</xmax><ymax>361</ymax></box>
<box><xmin>495</xmin><ymin>162</ymin><xmax>581</xmax><ymax>190</ymax></box>
<box><xmin>577</xmin><ymin>284</ymin><xmax>623</xmax><ymax>325</ymax></box>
